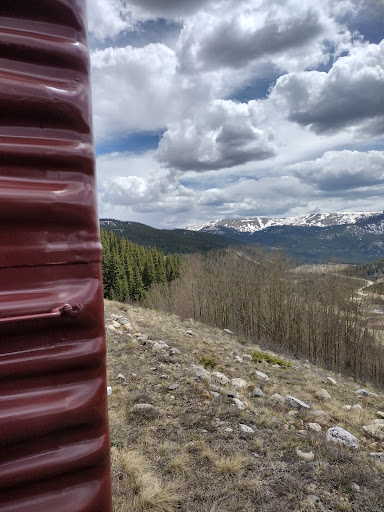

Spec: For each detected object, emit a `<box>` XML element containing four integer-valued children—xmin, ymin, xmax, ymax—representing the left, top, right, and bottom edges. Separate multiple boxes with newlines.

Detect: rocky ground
<box><xmin>104</xmin><ymin>299</ymin><xmax>384</xmax><ymax>512</ymax></box>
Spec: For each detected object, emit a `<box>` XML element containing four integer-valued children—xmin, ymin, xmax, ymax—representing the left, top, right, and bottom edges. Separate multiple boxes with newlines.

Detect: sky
<box><xmin>87</xmin><ymin>0</ymin><xmax>384</xmax><ymax>228</ymax></box>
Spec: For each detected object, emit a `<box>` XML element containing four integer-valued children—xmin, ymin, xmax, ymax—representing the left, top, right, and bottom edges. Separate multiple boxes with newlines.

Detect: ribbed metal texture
<box><xmin>0</xmin><ymin>2</ymin><xmax>112</xmax><ymax>510</ymax></box>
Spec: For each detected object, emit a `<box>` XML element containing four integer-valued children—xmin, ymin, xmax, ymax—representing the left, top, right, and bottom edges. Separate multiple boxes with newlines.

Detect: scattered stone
<box><xmin>239</xmin><ymin>423</ymin><xmax>255</xmax><ymax>433</ymax></box>
<box><xmin>202</xmin><ymin>389</ymin><xmax>211</xmax><ymax>399</ymax></box>
<box><xmin>234</xmin><ymin>355</ymin><xmax>244</xmax><ymax>363</ymax></box>
<box><xmin>107</xmin><ymin>324</ymin><xmax>118</xmax><ymax>333</ymax></box>
<box><xmin>308</xmin><ymin>423</ymin><xmax>322</xmax><ymax>433</ymax></box>
<box><xmin>210</xmin><ymin>391</ymin><xmax>220</xmax><ymax>398</ymax></box>
<box><xmin>372</xmin><ymin>419</ymin><xmax>384</xmax><ymax>424</ymax></box>
<box><xmin>152</xmin><ymin>341</ymin><xmax>169</xmax><ymax>352</ymax></box>
<box><xmin>107</xmin><ymin>386</ymin><xmax>112</xmax><ymax>396</ymax></box>
<box><xmin>271</xmin><ymin>364</ymin><xmax>280</xmax><ymax>369</ymax></box>
<box><xmin>351</xmin><ymin>404</ymin><xmax>363</xmax><ymax>411</ymax></box>
<box><xmin>296</xmin><ymin>447</ymin><xmax>315</xmax><ymax>461</ymax></box>
<box><xmin>311</xmin><ymin>410</ymin><xmax>326</xmax><ymax>417</ymax></box>
<box><xmin>233</xmin><ymin>398</ymin><xmax>245</xmax><ymax>410</ymax></box>
<box><xmin>212</xmin><ymin>371</ymin><xmax>230</xmax><ymax>386</ymax></box>
<box><xmin>186</xmin><ymin>329</ymin><xmax>197</xmax><ymax>336</ymax></box>
<box><xmin>231</xmin><ymin>377</ymin><xmax>248</xmax><ymax>389</ymax></box>
<box><xmin>343</xmin><ymin>405</ymin><xmax>352</xmax><ymax>411</ymax></box>
<box><xmin>190</xmin><ymin>365</ymin><xmax>211</xmax><ymax>381</ymax></box>
<box><xmin>254</xmin><ymin>370</ymin><xmax>269</xmax><ymax>381</ymax></box>
<box><xmin>326</xmin><ymin>377</ymin><xmax>337</xmax><ymax>385</ymax></box>
<box><xmin>369</xmin><ymin>452</ymin><xmax>384</xmax><ymax>461</ymax></box>
<box><xmin>117</xmin><ymin>373</ymin><xmax>126</xmax><ymax>381</ymax></box>
<box><xmin>244</xmin><ymin>354</ymin><xmax>253</xmax><ymax>361</ymax></box>
<box><xmin>269</xmin><ymin>393</ymin><xmax>284</xmax><ymax>404</ymax></box>
<box><xmin>285</xmin><ymin>395</ymin><xmax>310</xmax><ymax>409</ymax></box>
<box><xmin>288</xmin><ymin>410</ymin><xmax>299</xmax><ymax>417</ymax></box>
<box><xmin>252</xmin><ymin>387</ymin><xmax>265</xmax><ymax>398</ymax></box>
<box><xmin>168</xmin><ymin>384</ymin><xmax>179</xmax><ymax>391</ymax></box>
<box><xmin>122</xmin><ymin>324</ymin><xmax>132</xmax><ymax>332</ymax></box>
<box><xmin>223</xmin><ymin>328</ymin><xmax>234</xmax><ymax>335</ymax></box>
<box><xmin>160</xmin><ymin>374</ymin><xmax>168</xmax><ymax>379</ymax></box>
<box><xmin>356</xmin><ymin>388</ymin><xmax>378</xmax><ymax>397</ymax></box>
<box><xmin>326</xmin><ymin>427</ymin><xmax>359</xmax><ymax>449</ymax></box>
<box><xmin>362</xmin><ymin>424</ymin><xmax>384</xmax><ymax>440</ymax></box>
<box><xmin>131</xmin><ymin>403</ymin><xmax>158</xmax><ymax>415</ymax></box>
<box><xmin>169</xmin><ymin>348</ymin><xmax>181</xmax><ymax>355</ymax></box>
<box><xmin>297</xmin><ymin>429</ymin><xmax>307</xmax><ymax>435</ymax></box>
<box><xmin>350</xmin><ymin>482</ymin><xmax>360</xmax><ymax>492</ymax></box>
<box><xmin>377</xmin><ymin>411</ymin><xmax>384</xmax><ymax>419</ymax></box>
<box><xmin>110</xmin><ymin>320</ymin><xmax>121</xmax><ymax>329</ymax></box>
<box><xmin>315</xmin><ymin>389</ymin><xmax>331</xmax><ymax>401</ymax></box>
<box><xmin>224</xmin><ymin>427</ymin><xmax>233</xmax><ymax>433</ymax></box>
<box><xmin>306</xmin><ymin>495</ymin><xmax>326</xmax><ymax>511</ymax></box>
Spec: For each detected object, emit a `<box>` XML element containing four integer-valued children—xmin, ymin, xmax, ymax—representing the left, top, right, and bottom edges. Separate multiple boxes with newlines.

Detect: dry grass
<box><xmin>105</xmin><ymin>299</ymin><xmax>384</xmax><ymax>512</ymax></box>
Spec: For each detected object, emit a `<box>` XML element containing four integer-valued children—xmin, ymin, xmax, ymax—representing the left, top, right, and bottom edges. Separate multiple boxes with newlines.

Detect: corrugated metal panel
<box><xmin>0</xmin><ymin>2</ymin><xmax>112</xmax><ymax>510</ymax></box>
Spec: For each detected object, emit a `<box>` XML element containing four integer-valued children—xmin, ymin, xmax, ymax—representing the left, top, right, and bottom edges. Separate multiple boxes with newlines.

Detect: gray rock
<box><xmin>233</xmin><ymin>398</ymin><xmax>245</xmax><ymax>410</ymax></box>
<box><xmin>285</xmin><ymin>395</ymin><xmax>310</xmax><ymax>409</ymax></box>
<box><xmin>169</xmin><ymin>348</ymin><xmax>181</xmax><ymax>355</ymax></box>
<box><xmin>269</xmin><ymin>393</ymin><xmax>284</xmax><ymax>404</ymax></box>
<box><xmin>223</xmin><ymin>328</ymin><xmax>234</xmax><ymax>335</ymax></box>
<box><xmin>315</xmin><ymin>389</ymin><xmax>331</xmax><ymax>401</ymax></box>
<box><xmin>190</xmin><ymin>365</ymin><xmax>211</xmax><ymax>381</ymax></box>
<box><xmin>131</xmin><ymin>403</ymin><xmax>155</xmax><ymax>412</ymax></box>
<box><xmin>369</xmin><ymin>452</ymin><xmax>384</xmax><ymax>461</ymax></box>
<box><xmin>234</xmin><ymin>356</ymin><xmax>244</xmax><ymax>363</ymax></box>
<box><xmin>212</xmin><ymin>371</ymin><xmax>230</xmax><ymax>386</ymax></box>
<box><xmin>351</xmin><ymin>404</ymin><xmax>362</xmax><ymax>411</ymax></box>
<box><xmin>377</xmin><ymin>411</ymin><xmax>384</xmax><ymax>419</ymax></box>
<box><xmin>231</xmin><ymin>377</ymin><xmax>248</xmax><ymax>389</ymax></box>
<box><xmin>326</xmin><ymin>427</ymin><xmax>359</xmax><ymax>449</ymax></box>
<box><xmin>239</xmin><ymin>423</ymin><xmax>255</xmax><ymax>433</ymax></box>
<box><xmin>326</xmin><ymin>377</ymin><xmax>337</xmax><ymax>385</ymax></box>
<box><xmin>117</xmin><ymin>373</ymin><xmax>126</xmax><ymax>381</ymax></box>
<box><xmin>356</xmin><ymin>388</ymin><xmax>378</xmax><ymax>397</ymax></box>
<box><xmin>311</xmin><ymin>410</ymin><xmax>326</xmax><ymax>417</ymax></box>
<box><xmin>362</xmin><ymin>424</ymin><xmax>384</xmax><ymax>440</ymax></box>
<box><xmin>252</xmin><ymin>387</ymin><xmax>265</xmax><ymax>398</ymax></box>
<box><xmin>244</xmin><ymin>354</ymin><xmax>253</xmax><ymax>361</ymax></box>
<box><xmin>107</xmin><ymin>324</ymin><xmax>118</xmax><ymax>333</ymax></box>
<box><xmin>308</xmin><ymin>422</ymin><xmax>322</xmax><ymax>432</ymax></box>
<box><xmin>254</xmin><ymin>370</ymin><xmax>269</xmax><ymax>381</ymax></box>
<box><xmin>168</xmin><ymin>383</ymin><xmax>179</xmax><ymax>391</ymax></box>
<box><xmin>152</xmin><ymin>340</ymin><xmax>169</xmax><ymax>352</ymax></box>
<box><xmin>186</xmin><ymin>329</ymin><xmax>197</xmax><ymax>336</ymax></box>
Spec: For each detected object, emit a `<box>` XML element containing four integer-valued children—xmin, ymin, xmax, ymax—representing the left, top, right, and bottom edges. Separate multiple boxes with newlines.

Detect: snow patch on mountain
<box><xmin>188</xmin><ymin>212</ymin><xmax>382</xmax><ymax>234</ymax></box>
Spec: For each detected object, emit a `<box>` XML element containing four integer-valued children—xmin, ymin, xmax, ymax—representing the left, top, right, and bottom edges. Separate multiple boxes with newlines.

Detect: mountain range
<box><xmin>101</xmin><ymin>211</ymin><xmax>384</xmax><ymax>264</ymax></box>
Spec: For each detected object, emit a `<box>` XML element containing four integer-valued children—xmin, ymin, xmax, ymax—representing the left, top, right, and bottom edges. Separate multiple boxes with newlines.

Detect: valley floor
<box><xmin>105</xmin><ymin>300</ymin><xmax>384</xmax><ymax>512</ymax></box>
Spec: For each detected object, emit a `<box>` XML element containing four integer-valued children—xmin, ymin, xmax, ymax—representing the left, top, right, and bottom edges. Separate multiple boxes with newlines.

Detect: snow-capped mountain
<box><xmin>188</xmin><ymin>212</ymin><xmax>382</xmax><ymax>235</ymax></box>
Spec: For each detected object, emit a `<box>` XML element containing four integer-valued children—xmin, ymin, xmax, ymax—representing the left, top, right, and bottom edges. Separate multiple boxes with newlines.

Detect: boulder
<box><xmin>285</xmin><ymin>395</ymin><xmax>310</xmax><ymax>409</ymax></box>
<box><xmin>269</xmin><ymin>393</ymin><xmax>284</xmax><ymax>404</ymax></box>
<box><xmin>326</xmin><ymin>427</ymin><xmax>359</xmax><ymax>449</ymax></box>
<box><xmin>211</xmin><ymin>371</ymin><xmax>230</xmax><ymax>386</ymax></box>
<box><xmin>362</xmin><ymin>424</ymin><xmax>384</xmax><ymax>440</ymax></box>
<box><xmin>231</xmin><ymin>377</ymin><xmax>248</xmax><ymax>389</ymax></box>
<box><xmin>315</xmin><ymin>389</ymin><xmax>331</xmax><ymax>401</ymax></box>
<box><xmin>239</xmin><ymin>423</ymin><xmax>255</xmax><ymax>433</ymax></box>
<box><xmin>190</xmin><ymin>365</ymin><xmax>211</xmax><ymax>381</ymax></box>
<box><xmin>152</xmin><ymin>341</ymin><xmax>169</xmax><ymax>352</ymax></box>
<box><xmin>254</xmin><ymin>370</ymin><xmax>269</xmax><ymax>381</ymax></box>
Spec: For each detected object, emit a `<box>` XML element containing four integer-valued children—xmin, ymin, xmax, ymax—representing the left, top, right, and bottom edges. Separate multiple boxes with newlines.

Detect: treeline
<box><xmin>101</xmin><ymin>229</ymin><xmax>182</xmax><ymax>302</ymax></box>
<box><xmin>343</xmin><ymin>256</ymin><xmax>384</xmax><ymax>280</ymax></box>
<box><xmin>147</xmin><ymin>248</ymin><xmax>384</xmax><ymax>387</ymax></box>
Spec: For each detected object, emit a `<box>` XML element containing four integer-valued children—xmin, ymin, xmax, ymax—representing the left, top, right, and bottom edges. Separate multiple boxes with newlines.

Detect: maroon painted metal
<box><xmin>0</xmin><ymin>2</ymin><xmax>112</xmax><ymax>510</ymax></box>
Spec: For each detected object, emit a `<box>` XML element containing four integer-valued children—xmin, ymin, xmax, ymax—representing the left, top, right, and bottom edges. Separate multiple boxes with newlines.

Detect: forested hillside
<box><xmin>100</xmin><ymin>228</ymin><xmax>182</xmax><ymax>302</ymax></box>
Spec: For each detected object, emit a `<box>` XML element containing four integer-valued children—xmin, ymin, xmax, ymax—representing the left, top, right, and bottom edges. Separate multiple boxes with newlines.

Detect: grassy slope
<box><xmin>105</xmin><ymin>300</ymin><xmax>384</xmax><ymax>512</ymax></box>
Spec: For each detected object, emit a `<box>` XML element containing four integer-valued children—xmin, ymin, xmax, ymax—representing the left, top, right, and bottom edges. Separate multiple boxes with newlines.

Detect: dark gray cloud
<box><xmin>272</xmin><ymin>40</ymin><xmax>384</xmax><ymax>134</ymax></box>
<box><xmin>289</xmin><ymin>150</ymin><xmax>384</xmax><ymax>191</ymax></box>
<box><xmin>157</xmin><ymin>101</ymin><xmax>276</xmax><ymax>171</ymax></box>
<box><xmin>128</xmin><ymin>0</ymin><xmax>216</xmax><ymax>18</ymax></box>
<box><xmin>182</xmin><ymin>10</ymin><xmax>324</xmax><ymax>71</ymax></box>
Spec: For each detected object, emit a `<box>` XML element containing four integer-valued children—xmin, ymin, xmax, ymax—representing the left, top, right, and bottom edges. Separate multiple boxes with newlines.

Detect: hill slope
<box><xmin>100</xmin><ymin>219</ymin><xmax>236</xmax><ymax>254</ymax></box>
<box><xmin>105</xmin><ymin>300</ymin><xmax>384</xmax><ymax>512</ymax></box>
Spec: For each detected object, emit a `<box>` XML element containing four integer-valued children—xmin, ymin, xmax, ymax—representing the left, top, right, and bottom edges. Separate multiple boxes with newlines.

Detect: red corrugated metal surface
<box><xmin>0</xmin><ymin>2</ymin><xmax>112</xmax><ymax>510</ymax></box>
